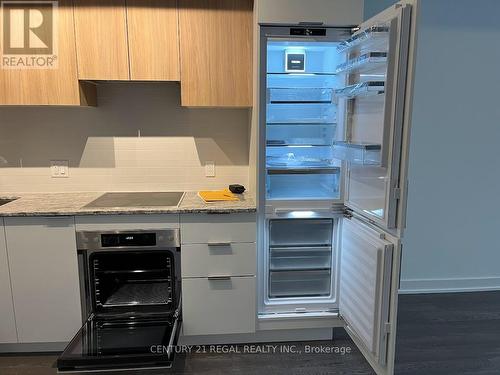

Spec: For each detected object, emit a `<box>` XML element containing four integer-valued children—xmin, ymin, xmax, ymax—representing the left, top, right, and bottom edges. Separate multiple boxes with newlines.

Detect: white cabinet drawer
<box><xmin>180</xmin><ymin>213</ymin><xmax>256</xmax><ymax>244</ymax></box>
<box><xmin>182</xmin><ymin>276</ymin><xmax>256</xmax><ymax>336</ymax></box>
<box><xmin>181</xmin><ymin>243</ymin><xmax>256</xmax><ymax>278</ymax></box>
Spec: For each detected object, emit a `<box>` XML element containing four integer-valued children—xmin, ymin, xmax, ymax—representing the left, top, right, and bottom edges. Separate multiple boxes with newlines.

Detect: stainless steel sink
<box><xmin>0</xmin><ymin>198</ymin><xmax>17</xmax><ymax>207</ymax></box>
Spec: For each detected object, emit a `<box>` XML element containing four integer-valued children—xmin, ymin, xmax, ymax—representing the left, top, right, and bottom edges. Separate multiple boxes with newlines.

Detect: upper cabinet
<box><xmin>73</xmin><ymin>0</ymin><xmax>130</xmax><ymax>80</ymax></box>
<box><xmin>0</xmin><ymin>0</ymin><xmax>95</xmax><ymax>105</ymax></box>
<box><xmin>178</xmin><ymin>0</ymin><xmax>253</xmax><ymax>107</ymax></box>
<box><xmin>127</xmin><ymin>0</ymin><xmax>180</xmax><ymax>81</ymax></box>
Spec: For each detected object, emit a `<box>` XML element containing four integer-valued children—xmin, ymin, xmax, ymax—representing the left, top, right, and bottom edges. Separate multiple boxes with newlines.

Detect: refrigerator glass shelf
<box><xmin>267</xmin><ymin>73</ymin><xmax>337</xmax><ymax>89</ymax></box>
<box><xmin>337</xmin><ymin>25</ymin><xmax>390</xmax><ymax>53</ymax></box>
<box><xmin>266</xmin><ymin>103</ymin><xmax>336</xmax><ymax>124</ymax></box>
<box><xmin>335</xmin><ymin>52</ymin><xmax>388</xmax><ymax>74</ymax></box>
<box><xmin>266</xmin><ymin>123</ymin><xmax>337</xmax><ymax>147</ymax></box>
<box><xmin>266</xmin><ymin>166</ymin><xmax>340</xmax><ymax>175</ymax></box>
<box><xmin>333</xmin><ymin>141</ymin><xmax>382</xmax><ymax>165</ymax></box>
<box><xmin>268</xmin><ymin>88</ymin><xmax>334</xmax><ymax>104</ymax></box>
<box><xmin>334</xmin><ymin>81</ymin><xmax>385</xmax><ymax>99</ymax></box>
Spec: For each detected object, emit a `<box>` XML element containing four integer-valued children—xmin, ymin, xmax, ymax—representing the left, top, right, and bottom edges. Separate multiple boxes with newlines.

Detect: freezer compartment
<box><xmin>270</xmin><ymin>246</ymin><xmax>332</xmax><ymax>271</ymax></box>
<box><xmin>266</xmin><ymin>168</ymin><xmax>340</xmax><ymax>200</ymax></box>
<box><xmin>267</xmin><ymin>124</ymin><xmax>337</xmax><ymax>147</ymax></box>
<box><xmin>268</xmin><ymin>88</ymin><xmax>334</xmax><ymax>104</ymax></box>
<box><xmin>267</xmin><ymin>103</ymin><xmax>336</xmax><ymax>124</ymax></box>
<box><xmin>269</xmin><ymin>269</ymin><xmax>332</xmax><ymax>298</ymax></box>
<box><xmin>269</xmin><ymin>219</ymin><xmax>333</xmax><ymax>247</ymax></box>
<box><xmin>333</xmin><ymin>141</ymin><xmax>381</xmax><ymax>165</ymax></box>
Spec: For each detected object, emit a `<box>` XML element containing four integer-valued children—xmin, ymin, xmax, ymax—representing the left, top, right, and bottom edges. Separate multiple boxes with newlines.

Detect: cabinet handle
<box><xmin>208</xmin><ymin>275</ymin><xmax>232</xmax><ymax>281</ymax></box>
<box><xmin>207</xmin><ymin>241</ymin><xmax>231</xmax><ymax>247</ymax></box>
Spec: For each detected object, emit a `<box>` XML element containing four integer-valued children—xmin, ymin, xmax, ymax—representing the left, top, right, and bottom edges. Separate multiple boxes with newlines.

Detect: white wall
<box><xmin>258</xmin><ymin>0</ymin><xmax>363</xmax><ymax>26</ymax></box>
<box><xmin>0</xmin><ymin>83</ymin><xmax>250</xmax><ymax>193</ymax></box>
<box><xmin>400</xmin><ymin>0</ymin><xmax>500</xmax><ymax>293</ymax></box>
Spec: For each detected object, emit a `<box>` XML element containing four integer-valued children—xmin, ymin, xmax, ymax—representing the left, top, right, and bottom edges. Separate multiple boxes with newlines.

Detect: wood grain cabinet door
<box><xmin>73</xmin><ymin>0</ymin><xmax>130</xmax><ymax>80</ymax></box>
<box><xmin>178</xmin><ymin>0</ymin><xmax>253</xmax><ymax>107</ymax></box>
<box><xmin>0</xmin><ymin>0</ymin><xmax>84</xmax><ymax>105</ymax></box>
<box><xmin>126</xmin><ymin>0</ymin><xmax>180</xmax><ymax>81</ymax></box>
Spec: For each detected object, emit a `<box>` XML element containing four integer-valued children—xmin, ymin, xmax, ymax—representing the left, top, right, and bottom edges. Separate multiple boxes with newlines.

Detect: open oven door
<box><xmin>339</xmin><ymin>215</ymin><xmax>400</xmax><ymax>375</ymax></box>
<box><xmin>57</xmin><ymin>307</ymin><xmax>182</xmax><ymax>372</ymax></box>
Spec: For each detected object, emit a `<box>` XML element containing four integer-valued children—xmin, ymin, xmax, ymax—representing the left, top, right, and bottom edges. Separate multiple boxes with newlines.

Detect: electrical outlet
<box><xmin>51</xmin><ymin>160</ymin><xmax>69</xmax><ymax>178</ymax></box>
<box><xmin>205</xmin><ymin>161</ymin><xmax>215</xmax><ymax>177</ymax></box>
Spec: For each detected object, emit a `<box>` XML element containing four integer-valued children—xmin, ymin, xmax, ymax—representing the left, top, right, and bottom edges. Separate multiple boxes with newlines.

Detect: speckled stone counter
<box><xmin>0</xmin><ymin>191</ymin><xmax>256</xmax><ymax>217</ymax></box>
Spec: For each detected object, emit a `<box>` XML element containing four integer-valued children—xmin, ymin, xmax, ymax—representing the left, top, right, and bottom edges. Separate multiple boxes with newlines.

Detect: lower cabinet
<box><xmin>0</xmin><ymin>219</ymin><xmax>17</xmax><ymax>344</ymax></box>
<box><xmin>182</xmin><ymin>276</ymin><xmax>256</xmax><ymax>336</ymax></box>
<box><xmin>180</xmin><ymin>213</ymin><xmax>257</xmax><ymax>336</ymax></box>
<box><xmin>4</xmin><ymin>217</ymin><xmax>82</xmax><ymax>343</ymax></box>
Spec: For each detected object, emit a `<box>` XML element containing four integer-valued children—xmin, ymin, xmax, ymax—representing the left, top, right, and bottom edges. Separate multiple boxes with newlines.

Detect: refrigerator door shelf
<box><xmin>333</xmin><ymin>142</ymin><xmax>382</xmax><ymax>165</ymax></box>
<box><xmin>337</xmin><ymin>25</ymin><xmax>390</xmax><ymax>54</ymax></box>
<box><xmin>335</xmin><ymin>52</ymin><xmax>388</xmax><ymax>75</ymax></box>
<box><xmin>334</xmin><ymin>81</ymin><xmax>385</xmax><ymax>99</ymax></box>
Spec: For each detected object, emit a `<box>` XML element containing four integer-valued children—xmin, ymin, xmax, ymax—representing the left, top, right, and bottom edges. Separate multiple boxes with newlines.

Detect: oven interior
<box><xmin>89</xmin><ymin>251</ymin><xmax>176</xmax><ymax>315</ymax></box>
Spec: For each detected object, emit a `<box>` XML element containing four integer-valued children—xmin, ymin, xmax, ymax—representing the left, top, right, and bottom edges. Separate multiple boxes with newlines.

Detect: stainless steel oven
<box><xmin>57</xmin><ymin>229</ymin><xmax>181</xmax><ymax>372</ymax></box>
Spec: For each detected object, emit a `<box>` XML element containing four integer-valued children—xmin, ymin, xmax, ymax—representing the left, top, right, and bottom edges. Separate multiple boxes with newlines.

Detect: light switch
<box><xmin>205</xmin><ymin>161</ymin><xmax>215</xmax><ymax>177</ymax></box>
<box><xmin>51</xmin><ymin>160</ymin><xmax>69</xmax><ymax>178</ymax></box>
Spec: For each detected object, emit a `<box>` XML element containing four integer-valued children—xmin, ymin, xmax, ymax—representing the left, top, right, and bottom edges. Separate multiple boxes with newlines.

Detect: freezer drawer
<box><xmin>269</xmin><ymin>219</ymin><xmax>333</xmax><ymax>247</ymax></box>
<box><xmin>270</xmin><ymin>246</ymin><xmax>332</xmax><ymax>271</ymax></box>
<box><xmin>269</xmin><ymin>270</ymin><xmax>331</xmax><ymax>298</ymax></box>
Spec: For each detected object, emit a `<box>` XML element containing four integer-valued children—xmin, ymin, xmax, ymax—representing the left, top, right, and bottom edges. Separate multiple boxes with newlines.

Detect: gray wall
<box><xmin>364</xmin><ymin>0</ymin><xmax>397</xmax><ymax>20</ymax></box>
<box><xmin>258</xmin><ymin>0</ymin><xmax>363</xmax><ymax>25</ymax></box>
<box><xmin>400</xmin><ymin>0</ymin><xmax>500</xmax><ymax>293</ymax></box>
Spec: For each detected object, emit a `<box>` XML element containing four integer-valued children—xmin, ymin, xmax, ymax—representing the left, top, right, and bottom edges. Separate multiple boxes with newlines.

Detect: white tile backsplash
<box><xmin>0</xmin><ymin>83</ymin><xmax>250</xmax><ymax>193</ymax></box>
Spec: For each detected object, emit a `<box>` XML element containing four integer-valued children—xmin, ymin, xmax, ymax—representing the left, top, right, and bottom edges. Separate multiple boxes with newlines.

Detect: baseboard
<box><xmin>399</xmin><ymin>277</ymin><xmax>500</xmax><ymax>294</ymax></box>
<box><xmin>0</xmin><ymin>342</ymin><xmax>66</xmax><ymax>353</ymax></box>
<box><xmin>179</xmin><ymin>328</ymin><xmax>333</xmax><ymax>346</ymax></box>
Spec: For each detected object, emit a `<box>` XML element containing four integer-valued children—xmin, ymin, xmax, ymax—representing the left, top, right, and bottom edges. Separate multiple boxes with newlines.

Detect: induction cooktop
<box><xmin>84</xmin><ymin>192</ymin><xmax>184</xmax><ymax>208</ymax></box>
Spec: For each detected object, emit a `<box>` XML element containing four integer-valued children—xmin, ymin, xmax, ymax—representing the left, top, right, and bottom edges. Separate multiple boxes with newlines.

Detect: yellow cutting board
<box><xmin>198</xmin><ymin>189</ymin><xmax>238</xmax><ymax>202</ymax></box>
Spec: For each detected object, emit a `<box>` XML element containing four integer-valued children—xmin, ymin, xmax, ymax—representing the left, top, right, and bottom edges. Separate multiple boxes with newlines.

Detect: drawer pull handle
<box><xmin>207</xmin><ymin>242</ymin><xmax>231</xmax><ymax>247</ymax></box>
<box><xmin>208</xmin><ymin>275</ymin><xmax>232</xmax><ymax>281</ymax></box>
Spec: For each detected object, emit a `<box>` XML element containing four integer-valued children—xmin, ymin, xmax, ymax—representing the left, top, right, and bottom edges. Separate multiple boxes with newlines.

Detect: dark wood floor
<box><xmin>1</xmin><ymin>291</ymin><xmax>499</xmax><ymax>375</ymax></box>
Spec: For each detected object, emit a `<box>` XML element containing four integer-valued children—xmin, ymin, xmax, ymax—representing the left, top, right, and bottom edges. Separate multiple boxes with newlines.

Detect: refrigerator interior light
<box><xmin>288</xmin><ymin>210</ymin><xmax>316</xmax><ymax>219</ymax></box>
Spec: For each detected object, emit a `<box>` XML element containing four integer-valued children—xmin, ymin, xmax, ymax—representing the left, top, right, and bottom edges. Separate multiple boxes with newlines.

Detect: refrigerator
<box><xmin>257</xmin><ymin>3</ymin><xmax>412</xmax><ymax>375</ymax></box>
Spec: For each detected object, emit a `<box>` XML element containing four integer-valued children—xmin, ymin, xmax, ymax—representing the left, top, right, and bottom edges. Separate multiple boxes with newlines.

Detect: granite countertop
<box><xmin>0</xmin><ymin>191</ymin><xmax>256</xmax><ymax>217</ymax></box>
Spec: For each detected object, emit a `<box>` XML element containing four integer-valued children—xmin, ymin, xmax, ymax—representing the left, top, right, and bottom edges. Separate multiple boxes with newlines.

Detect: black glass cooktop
<box><xmin>84</xmin><ymin>192</ymin><xmax>184</xmax><ymax>208</ymax></box>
